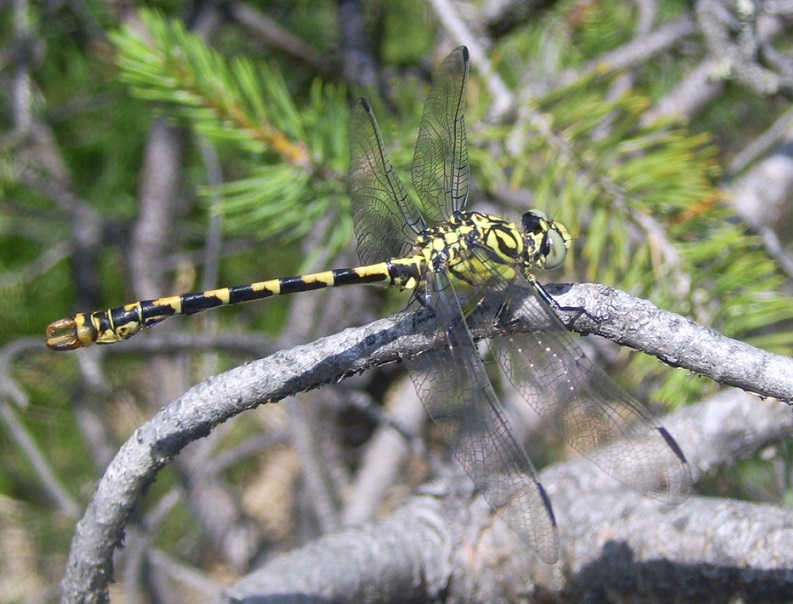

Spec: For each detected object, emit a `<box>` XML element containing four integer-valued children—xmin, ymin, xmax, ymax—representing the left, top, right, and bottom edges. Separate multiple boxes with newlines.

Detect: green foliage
<box><xmin>110</xmin><ymin>9</ymin><xmax>350</xmax><ymax>250</ymax></box>
<box><xmin>379</xmin><ymin>0</ymin><xmax>436</xmax><ymax>65</ymax></box>
<box><xmin>494</xmin><ymin>68</ymin><xmax>793</xmax><ymax>405</ymax></box>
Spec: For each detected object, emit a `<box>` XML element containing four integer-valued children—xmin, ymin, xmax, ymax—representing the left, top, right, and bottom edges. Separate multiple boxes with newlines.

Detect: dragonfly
<box><xmin>46</xmin><ymin>46</ymin><xmax>691</xmax><ymax>563</ymax></box>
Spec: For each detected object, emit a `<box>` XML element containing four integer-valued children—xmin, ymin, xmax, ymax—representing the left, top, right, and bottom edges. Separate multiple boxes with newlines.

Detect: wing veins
<box><xmin>410</xmin><ymin>270</ymin><xmax>559</xmax><ymax>562</ymax></box>
<box><xmin>349</xmin><ymin>99</ymin><xmax>426</xmax><ymax>265</ymax></box>
<box><xmin>489</xmin><ymin>280</ymin><xmax>692</xmax><ymax>504</ymax></box>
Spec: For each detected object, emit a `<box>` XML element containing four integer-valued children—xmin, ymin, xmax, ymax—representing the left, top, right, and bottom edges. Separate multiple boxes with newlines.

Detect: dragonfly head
<box><xmin>521</xmin><ymin>210</ymin><xmax>571</xmax><ymax>270</ymax></box>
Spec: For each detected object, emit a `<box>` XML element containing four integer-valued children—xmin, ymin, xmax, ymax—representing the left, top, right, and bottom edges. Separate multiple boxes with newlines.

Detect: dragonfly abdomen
<box><xmin>45</xmin><ymin>260</ymin><xmax>424</xmax><ymax>351</ymax></box>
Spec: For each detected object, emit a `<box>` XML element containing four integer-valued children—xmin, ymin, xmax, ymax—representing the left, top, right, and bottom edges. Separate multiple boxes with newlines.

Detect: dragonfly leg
<box><xmin>533</xmin><ymin>281</ymin><xmax>597</xmax><ymax>322</ymax></box>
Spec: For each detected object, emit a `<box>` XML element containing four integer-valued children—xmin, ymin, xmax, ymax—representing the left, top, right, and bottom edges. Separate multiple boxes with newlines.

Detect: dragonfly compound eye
<box><xmin>542</xmin><ymin>227</ymin><xmax>568</xmax><ymax>269</ymax></box>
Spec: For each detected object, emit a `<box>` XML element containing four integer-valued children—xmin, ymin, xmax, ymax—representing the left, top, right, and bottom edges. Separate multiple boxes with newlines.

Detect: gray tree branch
<box><xmin>60</xmin><ymin>284</ymin><xmax>793</xmax><ymax>602</ymax></box>
<box><xmin>222</xmin><ymin>389</ymin><xmax>793</xmax><ymax>603</ymax></box>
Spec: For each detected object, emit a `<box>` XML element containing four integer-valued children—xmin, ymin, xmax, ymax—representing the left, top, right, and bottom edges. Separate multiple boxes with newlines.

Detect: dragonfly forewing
<box><xmin>349</xmin><ymin>99</ymin><xmax>426</xmax><ymax>265</ymax></box>
<box><xmin>411</xmin><ymin>47</ymin><xmax>471</xmax><ymax>223</ymax></box>
<box><xmin>410</xmin><ymin>271</ymin><xmax>559</xmax><ymax>562</ymax></box>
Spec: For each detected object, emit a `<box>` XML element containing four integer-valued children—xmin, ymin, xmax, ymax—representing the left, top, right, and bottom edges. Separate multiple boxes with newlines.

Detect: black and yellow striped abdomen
<box><xmin>45</xmin><ymin>259</ymin><xmax>424</xmax><ymax>351</ymax></box>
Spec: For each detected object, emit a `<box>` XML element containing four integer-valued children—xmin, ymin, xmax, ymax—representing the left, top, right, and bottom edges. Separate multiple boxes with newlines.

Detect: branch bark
<box><xmin>60</xmin><ymin>284</ymin><xmax>793</xmax><ymax>602</ymax></box>
<box><xmin>222</xmin><ymin>389</ymin><xmax>793</xmax><ymax>603</ymax></box>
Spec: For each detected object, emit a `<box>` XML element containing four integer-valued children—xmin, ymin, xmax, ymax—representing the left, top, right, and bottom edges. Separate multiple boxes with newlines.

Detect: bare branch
<box><xmin>726</xmin><ymin>104</ymin><xmax>793</xmax><ymax>177</ymax></box>
<box><xmin>0</xmin><ymin>396</ymin><xmax>81</xmax><ymax>518</ymax></box>
<box><xmin>427</xmin><ymin>0</ymin><xmax>515</xmax><ymax>118</ymax></box>
<box><xmin>644</xmin><ymin>10</ymin><xmax>788</xmax><ymax>124</ymax></box>
<box><xmin>90</xmin><ymin>331</ymin><xmax>277</xmax><ymax>358</ymax></box>
<box><xmin>227</xmin><ymin>1</ymin><xmax>337</xmax><ymax>80</ymax></box>
<box><xmin>145</xmin><ymin>548</ymin><xmax>222</xmax><ymax>599</ymax></box>
<box><xmin>341</xmin><ymin>377</ymin><xmax>426</xmax><ymax>526</ymax></box>
<box><xmin>288</xmin><ymin>396</ymin><xmax>344</xmax><ymax>534</ymax></box>
<box><xmin>337</xmin><ymin>0</ymin><xmax>378</xmax><ymax>88</ymax></box>
<box><xmin>725</xmin><ymin>106</ymin><xmax>793</xmax><ymax>279</ymax></box>
<box><xmin>130</xmin><ymin>118</ymin><xmax>187</xmax><ymax>300</ymax></box>
<box><xmin>482</xmin><ymin>0</ymin><xmax>559</xmax><ymax>38</ymax></box>
<box><xmin>226</xmin><ymin>488</ymin><xmax>458</xmax><ymax>603</ymax></box>
<box><xmin>696</xmin><ymin>1</ymin><xmax>793</xmax><ymax>97</ymax></box>
<box><xmin>222</xmin><ymin>390</ymin><xmax>793</xmax><ymax>603</ymax></box>
<box><xmin>547</xmin><ymin>283</ymin><xmax>793</xmax><ymax>402</ymax></box>
<box><xmin>60</xmin><ymin>284</ymin><xmax>792</xmax><ymax>601</ymax></box>
<box><xmin>642</xmin><ymin>58</ymin><xmax>724</xmax><ymax>125</ymax></box>
<box><xmin>587</xmin><ymin>14</ymin><xmax>698</xmax><ymax>75</ymax></box>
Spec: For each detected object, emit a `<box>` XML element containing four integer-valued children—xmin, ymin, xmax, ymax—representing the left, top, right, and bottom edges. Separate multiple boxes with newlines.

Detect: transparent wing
<box><xmin>411</xmin><ymin>47</ymin><xmax>470</xmax><ymax>225</ymax></box>
<box><xmin>490</xmin><ymin>281</ymin><xmax>692</xmax><ymax>504</ymax></box>
<box><xmin>410</xmin><ymin>270</ymin><xmax>559</xmax><ymax>562</ymax></box>
<box><xmin>349</xmin><ymin>99</ymin><xmax>426</xmax><ymax>265</ymax></box>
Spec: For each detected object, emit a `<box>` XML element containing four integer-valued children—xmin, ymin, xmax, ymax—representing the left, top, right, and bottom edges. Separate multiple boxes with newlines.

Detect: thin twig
<box><xmin>227</xmin><ymin>1</ymin><xmax>336</xmax><ymax>80</ymax></box>
<box><xmin>0</xmin><ymin>397</ymin><xmax>80</xmax><ymax>518</ymax></box>
<box><xmin>428</xmin><ymin>0</ymin><xmax>515</xmax><ymax>118</ymax></box>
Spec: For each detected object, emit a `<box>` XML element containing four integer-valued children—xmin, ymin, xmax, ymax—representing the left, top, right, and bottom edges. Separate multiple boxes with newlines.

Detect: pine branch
<box><xmin>111</xmin><ymin>10</ymin><xmax>309</xmax><ymax>165</ymax></box>
<box><xmin>109</xmin><ymin>10</ymin><xmax>351</xmax><ymax>247</ymax></box>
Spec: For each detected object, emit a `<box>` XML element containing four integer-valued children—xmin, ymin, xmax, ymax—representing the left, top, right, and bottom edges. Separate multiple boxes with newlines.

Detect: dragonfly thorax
<box><xmin>410</xmin><ymin>211</ymin><xmax>527</xmax><ymax>288</ymax></box>
<box><xmin>409</xmin><ymin>209</ymin><xmax>570</xmax><ymax>290</ymax></box>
